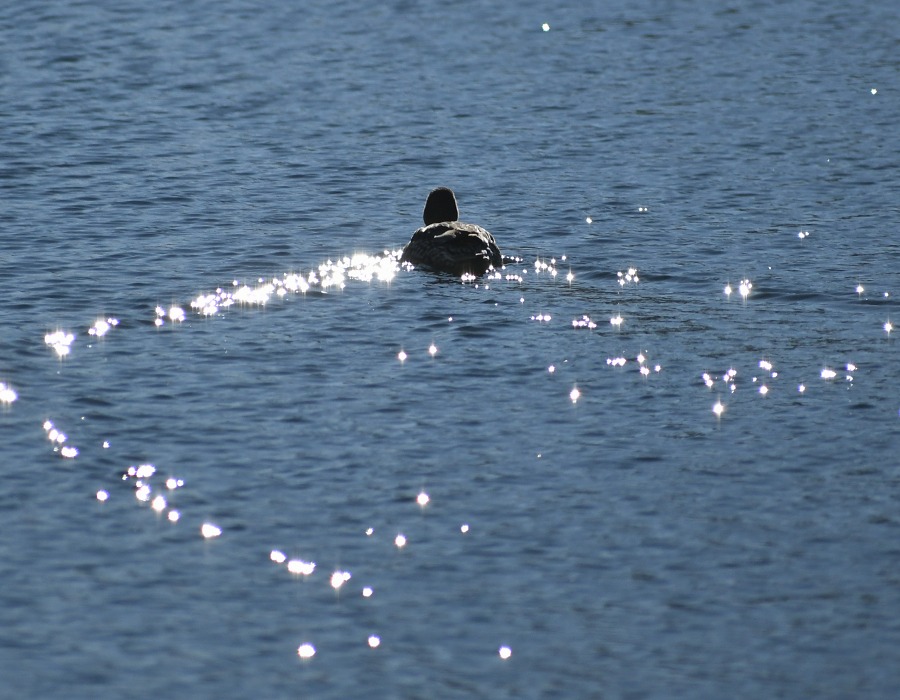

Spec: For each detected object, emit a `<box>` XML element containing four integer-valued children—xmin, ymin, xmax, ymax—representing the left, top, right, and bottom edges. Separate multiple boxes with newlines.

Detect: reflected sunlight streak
<box><xmin>186</xmin><ymin>252</ymin><xmax>400</xmax><ymax>318</ymax></box>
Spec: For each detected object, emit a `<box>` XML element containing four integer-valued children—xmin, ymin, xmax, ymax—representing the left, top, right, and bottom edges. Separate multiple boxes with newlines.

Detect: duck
<box><xmin>400</xmin><ymin>187</ymin><xmax>502</xmax><ymax>276</ymax></box>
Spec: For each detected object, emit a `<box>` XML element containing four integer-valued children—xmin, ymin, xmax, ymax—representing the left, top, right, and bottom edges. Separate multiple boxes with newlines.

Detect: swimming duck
<box><xmin>400</xmin><ymin>187</ymin><xmax>502</xmax><ymax>276</ymax></box>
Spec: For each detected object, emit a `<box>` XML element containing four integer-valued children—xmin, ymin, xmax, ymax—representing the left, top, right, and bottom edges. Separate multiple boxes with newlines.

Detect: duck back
<box><xmin>401</xmin><ymin>221</ymin><xmax>502</xmax><ymax>276</ymax></box>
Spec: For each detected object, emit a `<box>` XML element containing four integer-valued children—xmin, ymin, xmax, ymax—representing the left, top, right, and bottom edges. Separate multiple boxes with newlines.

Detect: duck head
<box><xmin>423</xmin><ymin>187</ymin><xmax>459</xmax><ymax>225</ymax></box>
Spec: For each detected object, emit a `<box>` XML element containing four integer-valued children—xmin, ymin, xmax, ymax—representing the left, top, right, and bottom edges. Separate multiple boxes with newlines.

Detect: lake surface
<box><xmin>2</xmin><ymin>0</ymin><xmax>899</xmax><ymax>697</ymax></box>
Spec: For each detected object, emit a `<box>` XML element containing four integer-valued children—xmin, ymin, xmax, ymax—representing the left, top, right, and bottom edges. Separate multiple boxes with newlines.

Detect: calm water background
<box><xmin>2</xmin><ymin>0</ymin><xmax>899</xmax><ymax>697</ymax></box>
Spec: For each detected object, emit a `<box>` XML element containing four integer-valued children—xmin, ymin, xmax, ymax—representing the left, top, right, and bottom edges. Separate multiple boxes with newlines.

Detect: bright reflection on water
<box><xmin>286</xmin><ymin>560</ymin><xmax>315</xmax><ymax>576</ymax></box>
<box><xmin>572</xmin><ymin>315</ymin><xmax>596</xmax><ymax>329</ymax></box>
<box><xmin>330</xmin><ymin>570</ymin><xmax>351</xmax><ymax>589</ymax></box>
<box><xmin>132</xmin><ymin>464</ymin><xmax>156</xmax><ymax>479</ymax></box>
<box><xmin>182</xmin><ymin>252</ymin><xmax>401</xmax><ymax>319</ymax></box>
<box><xmin>617</xmin><ymin>267</ymin><xmax>639</xmax><ymax>286</ymax></box>
<box><xmin>0</xmin><ymin>382</ymin><xmax>18</xmax><ymax>404</ymax></box>
<box><xmin>201</xmin><ymin>523</ymin><xmax>222</xmax><ymax>539</ymax></box>
<box><xmin>88</xmin><ymin>317</ymin><xmax>118</xmax><ymax>337</ymax></box>
<box><xmin>44</xmin><ymin>330</ymin><xmax>75</xmax><ymax>357</ymax></box>
<box><xmin>42</xmin><ymin>420</ymin><xmax>79</xmax><ymax>458</ymax></box>
<box><xmin>270</xmin><ymin>550</ymin><xmax>287</xmax><ymax>564</ymax></box>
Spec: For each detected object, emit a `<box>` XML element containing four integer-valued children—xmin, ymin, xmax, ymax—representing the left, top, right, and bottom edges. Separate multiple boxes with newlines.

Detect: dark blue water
<box><xmin>2</xmin><ymin>1</ymin><xmax>899</xmax><ymax>697</ymax></box>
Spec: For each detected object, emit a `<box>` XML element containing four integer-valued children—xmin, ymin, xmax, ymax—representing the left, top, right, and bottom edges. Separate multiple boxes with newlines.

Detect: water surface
<box><xmin>1</xmin><ymin>1</ymin><xmax>899</xmax><ymax>697</ymax></box>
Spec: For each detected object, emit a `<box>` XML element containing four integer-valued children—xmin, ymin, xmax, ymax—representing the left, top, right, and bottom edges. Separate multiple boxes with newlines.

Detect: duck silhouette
<box><xmin>400</xmin><ymin>187</ymin><xmax>502</xmax><ymax>276</ymax></box>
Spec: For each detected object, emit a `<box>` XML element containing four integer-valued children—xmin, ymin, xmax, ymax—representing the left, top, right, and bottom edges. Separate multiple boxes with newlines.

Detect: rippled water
<box><xmin>2</xmin><ymin>1</ymin><xmax>899</xmax><ymax>697</ymax></box>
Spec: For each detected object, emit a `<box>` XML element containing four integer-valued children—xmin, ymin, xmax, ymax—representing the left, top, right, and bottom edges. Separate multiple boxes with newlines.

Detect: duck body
<box><xmin>401</xmin><ymin>221</ymin><xmax>502</xmax><ymax>276</ymax></box>
<box><xmin>400</xmin><ymin>187</ymin><xmax>502</xmax><ymax>276</ymax></box>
